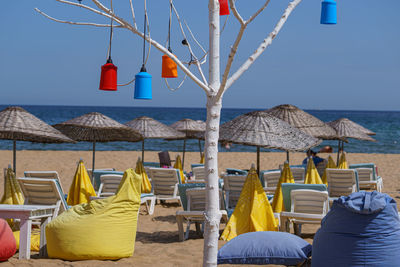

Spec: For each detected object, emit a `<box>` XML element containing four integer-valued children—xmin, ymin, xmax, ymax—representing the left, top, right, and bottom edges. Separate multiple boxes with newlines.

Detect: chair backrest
<box><xmin>158</xmin><ymin>151</ymin><xmax>172</xmax><ymax>167</ymax></box>
<box><xmin>24</xmin><ymin>171</ymin><xmax>64</xmax><ymax>192</ymax></box>
<box><xmin>150</xmin><ymin>167</ymin><xmax>181</xmax><ymax>196</ymax></box>
<box><xmin>98</xmin><ymin>174</ymin><xmax>123</xmax><ymax>197</ymax></box>
<box><xmin>326</xmin><ymin>168</ymin><xmax>358</xmax><ymax>198</ymax></box>
<box><xmin>186</xmin><ymin>188</ymin><xmax>225</xmax><ymax>211</ymax></box>
<box><xmin>291</xmin><ymin>167</ymin><xmax>306</xmax><ymax>183</ymax></box>
<box><xmin>290</xmin><ymin>189</ymin><xmax>329</xmax><ymax>215</ymax></box>
<box><xmin>225</xmin><ymin>168</ymin><xmax>248</xmax><ymax>176</ymax></box>
<box><xmin>349</xmin><ymin>163</ymin><xmax>378</xmax><ymax>180</ymax></box>
<box><xmin>316</xmin><ymin>159</ymin><xmax>328</xmax><ymax>177</ymax></box>
<box><xmin>191</xmin><ymin>164</ymin><xmax>204</xmax><ymax>172</ymax></box>
<box><xmin>281</xmin><ymin>183</ymin><xmax>328</xmax><ymax>212</ymax></box>
<box><xmin>143</xmin><ymin>162</ymin><xmax>160</xmax><ymax>168</ymax></box>
<box><xmin>261</xmin><ymin>170</ymin><xmax>281</xmax><ymax>188</ymax></box>
<box><xmin>353</xmin><ymin>168</ymin><xmax>373</xmax><ymax>182</ymax></box>
<box><xmin>178</xmin><ymin>183</ymin><xmax>206</xmax><ymax>211</ymax></box>
<box><xmin>192</xmin><ymin>166</ymin><xmax>206</xmax><ymax>180</ymax></box>
<box><xmin>223</xmin><ymin>175</ymin><xmax>247</xmax><ymax>209</ymax></box>
<box><xmin>87</xmin><ymin>168</ymin><xmax>115</xmax><ymax>180</ymax></box>
<box><xmin>92</xmin><ymin>170</ymin><xmax>124</xmax><ymax>191</ymax></box>
<box><xmin>17</xmin><ymin>177</ymin><xmax>67</xmax><ymax>215</ymax></box>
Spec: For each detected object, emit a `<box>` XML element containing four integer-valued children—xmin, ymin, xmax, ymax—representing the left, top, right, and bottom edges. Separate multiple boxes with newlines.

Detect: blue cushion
<box><xmin>226</xmin><ymin>168</ymin><xmax>248</xmax><ymax>175</ymax></box>
<box><xmin>218</xmin><ymin>231</ymin><xmax>312</xmax><ymax>265</ymax></box>
<box><xmin>281</xmin><ymin>183</ymin><xmax>327</xmax><ymax>212</ymax></box>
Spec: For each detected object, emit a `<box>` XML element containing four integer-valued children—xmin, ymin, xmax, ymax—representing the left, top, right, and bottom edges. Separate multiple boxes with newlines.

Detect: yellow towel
<box><xmin>173</xmin><ymin>155</ymin><xmax>186</xmax><ymax>184</ymax></box>
<box><xmin>221</xmin><ymin>167</ymin><xmax>278</xmax><ymax>241</ymax></box>
<box><xmin>321</xmin><ymin>155</ymin><xmax>336</xmax><ymax>186</ymax></box>
<box><xmin>271</xmin><ymin>162</ymin><xmax>295</xmax><ymax>213</ymax></box>
<box><xmin>136</xmin><ymin>158</ymin><xmax>152</xmax><ymax>193</ymax></box>
<box><xmin>305</xmin><ymin>158</ymin><xmax>323</xmax><ymax>184</ymax></box>
<box><xmin>67</xmin><ymin>160</ymin><xmax>96</xmax><ymax>206</ymax></box>
<box><xmin>338</xmin><ymin>152</ymin><xmax>348</xmax><ymax>169</ymax></box>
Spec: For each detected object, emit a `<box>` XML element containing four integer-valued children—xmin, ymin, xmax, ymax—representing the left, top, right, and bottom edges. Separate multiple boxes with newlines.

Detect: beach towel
<box><xmin>221</xmin><ymin>167</ymin><xmax>277</xmax><ymax>241</ymax></box>
<box><xmin>67</xmin><ymin>160</ymin><xmax>96</xmax><ymax>205</ymax></box>
<box><xmin>46</xmin><ymin>168</ymin><xmax>141</xmax><ymax>260</ymax></box>
<box><xmin>304</xmin><ymin>158</ymin><xmax>323</xmax><ymax>184</ymax></box>
<box><xmin>271</xmin><ymin>162</ymin><xmax>295</xmax><ymax>213</ymax></box>
<box><xmin>321</xmin><ymin>155</ymin><xmax>335</xmax><ymax>186</ymax></box>
<box><xmin>136</xmin><ymin>158</ymin><xmax>152</xmax><ymax>193</ymax></box>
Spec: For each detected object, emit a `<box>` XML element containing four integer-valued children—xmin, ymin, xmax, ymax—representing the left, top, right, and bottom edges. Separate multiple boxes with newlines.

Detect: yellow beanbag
<box><xmin>46</xmin><ymin>168</ymin><xmax>141</xmax><ymax>260</ymax></box>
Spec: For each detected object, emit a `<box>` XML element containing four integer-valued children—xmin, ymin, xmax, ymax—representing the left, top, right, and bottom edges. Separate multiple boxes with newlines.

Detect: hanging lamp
<box><xmin>134</xmin><ymin>5</ymin><xmax>152</xmax><ymax>99</ymax></box>
<box><xmin>99</xmin><ymin>0</ymin><xmax>118</xmax><ymax>91</ymax></box>
<box><xmin>219</xmin><ymin>0</ymin><xmax>229</xmax><ymax>16</ymax></box>
<box><xmin>320</xmin><ymin>0</ymin><xmax>337</xmax><ymax>25</ymax></box>
<box><xmin>162</xmin><ymin>1</ymin><xmax>178</xmax><ymax>78</ymax></box>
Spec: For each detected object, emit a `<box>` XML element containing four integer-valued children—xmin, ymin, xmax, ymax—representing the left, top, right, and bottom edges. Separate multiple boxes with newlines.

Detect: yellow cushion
<box><xmin>46</xmin><ymin>168</ymin><xmax>141</xmax><ymax>260</ymax></box>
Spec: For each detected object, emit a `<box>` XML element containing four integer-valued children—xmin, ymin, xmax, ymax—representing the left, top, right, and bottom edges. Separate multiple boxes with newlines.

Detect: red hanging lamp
<box><xmin>99</xmin><ymin>0</ymin><xmax>118</xmax><ymax>91</ymax></box>
<box><xmin>219</xmin><ymin>0</ymin><xmax>230</xmax><ymax>16</ymax></box>
<box><xmin>162</xmin><ymin>1</ymin><xmax>178</xmax><ymax>78</ymax></box>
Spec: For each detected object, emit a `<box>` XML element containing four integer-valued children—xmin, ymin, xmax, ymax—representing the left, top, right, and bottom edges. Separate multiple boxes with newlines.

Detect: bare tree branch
<box><xmin>247</xmin><ymin>0</ymin><xmax>271</xmax><ymax>24</ymax></box>
<box><xmin>225</xmin><ymin>0</ymin><xmax>302</xmax><ymax>90</ymax></box>
<box><xmin>35</xmin><ymin>8</ymin><xmax>123</xmax><ymax>28</ymax></box>
<box><xmin>128</xmin><ymin>0</ymin><xmax>138</xmax><ymax>29</ymax></box>
<box><xmin>229</xmin><ymin>0</ymin><xmax>245</xmax><ymax>26</ymax></box>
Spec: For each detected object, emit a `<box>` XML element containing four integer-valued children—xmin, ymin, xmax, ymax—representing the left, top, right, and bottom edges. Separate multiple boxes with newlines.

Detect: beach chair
<box><xmin>176</xmin><ymin>187</ymin><xmax>227</xmax><ymax>241</ymax></box>
<box><xmin>24</xmin><ymin>171</ymin><xmax>65</xmax><ymax>195</ymax></box>
<box><xmin>326</xmin><ymin>168</ymin><xmax>359</xmax><ymax>204</ymax></box>
<box><xmin>158</xmin><ymin>151</ymin><xmax>174</xmax><ymax>167</ymax></box>
<box><xmin>87</xmin><ymin>168</ymin><xmax>115</xmax><ymax>180</ymax></box>
<box><xmin>222</xmin><ymin>174</ymin><xmax>247</xmax><ymax>210</ymax></box>
<box><xmin>260</xmin><ymin>169</ymin><xmax>281</xmax><ymax>194</ymax></box>
<box><xmin>17</xmin><ymin>177</ymin><xmax>68</xmax><ymax>218</ymax></box>
<box><xmin>93</xmin><ymin>174</ymin><xmax>156</xmax><ymax>215</ymax></box>
<box><xmin>192</xmin><ymin>166</ymin><xmax>206</xmax><ymax>181</ymax></box>
<box><xmin>280</xmin><ymin>189</ymin><xmax>329</xmax><ymax>235</ymax></box>
<box><xmin>316</xmin><ymin>159</ymin><xmax>328</xmax><ymax>177</ymax></box>
<box><xmin>91</xmin><ymin>170</ymin><xmax>123</xmax><ymax>191</ymax></box>
<box><xmin>279</xmin><ymin>165</ymin><xmax>305</xmax><ymax>183</ymax></box>
<box><xmin>149</xmin><ymin>167</ymin><xmax>182</xmax><ymax>204</ymax></box>
<box><xmin>349</xmin><ymin>163</ymin><xmax>383</xmax><ymax>192</ymax></box>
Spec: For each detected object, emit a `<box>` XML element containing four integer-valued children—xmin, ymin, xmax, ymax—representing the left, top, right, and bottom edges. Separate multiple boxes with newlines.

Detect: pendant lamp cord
<box><xmin>141</xmin><ymin>0</ymin><xmax>147</xmax><ymax>72</ymax></box>
<box><xmin>167</xmin><ymin>0</ymin><xmax>172</xmax><ymax>52</ymax></box>
<box><xmin>107</xmin><ymin>0</ymin><xmax>114</xmax><ymax>63</ymax></box>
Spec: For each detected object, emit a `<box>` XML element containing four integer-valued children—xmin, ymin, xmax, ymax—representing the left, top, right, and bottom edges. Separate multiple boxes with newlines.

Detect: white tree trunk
<box><xmin>203</xmin><ymin>1</ymin><xmax>221</xmax><ymax>266</ymax></box>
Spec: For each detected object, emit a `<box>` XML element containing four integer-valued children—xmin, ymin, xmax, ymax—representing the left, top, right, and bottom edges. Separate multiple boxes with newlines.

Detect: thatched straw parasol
<box><xmin>170</xmin><ymin>119</ymin><xmax>206</xmax><ymax>168</ymax></box>
<box><xmin>124</xmin><ymin>116</ymin><xmax>185</xmax><ymax>161</ymax></box>
<box><xmin>219</xmin><ymin>110</ymin><xmax>321</xmax><ymax>174</ymax></box>
<box><xmin>0</xmin><ymin>106</ymin><xmax>75</xmax><ymax>172</ymax></box>
<box><xmin>265</xmin><ymin>104</ymin><xmax>338</xmax><ymax>140</ymax></box>
<box><xmin>54</xmin><ymin>112</ymin><xmax>142</xmax><ymax>179</ymax></box>
<box><xmin>327</xmin><ymin>118</ymin><xmax>376</xmax><ymax>164</ymax></box>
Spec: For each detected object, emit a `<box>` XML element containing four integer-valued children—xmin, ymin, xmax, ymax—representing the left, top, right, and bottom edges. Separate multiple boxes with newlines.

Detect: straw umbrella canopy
<box><xmin>327</xmin><ymin>118</ymin><xmax>376</xmax><ymax>164</ymax></box>
<box><xmin>124</xmin><ymin>116</ymin><xmax>185</xmax><ymax>162</ymax></box>
<box><xmin>0</xmin><ymin>106</ymin><xmax>75</xmax><ymax>172</ymax></box>
<box><xmin>54</xmin><ymin>112</ymin><xmax>142</xmax><ymax>179</ymax></box>
<box><xmin>170</xmin><ymin>118</ymin><xmax>206</xmax><ymax>168</ymax></box>
<box><xmin>219</xmin><ymin>111</ymin><xmax>321</xmax><ymax>174</ymax></box>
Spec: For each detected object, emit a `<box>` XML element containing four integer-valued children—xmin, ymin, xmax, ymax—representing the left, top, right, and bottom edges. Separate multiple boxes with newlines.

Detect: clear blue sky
<box><xmin>1</xmin><ymin>0</ymin><xmax>399</xmax><ymax>110</ymax></box>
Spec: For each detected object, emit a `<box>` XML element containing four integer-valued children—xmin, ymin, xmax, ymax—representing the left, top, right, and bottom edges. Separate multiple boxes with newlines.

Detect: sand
<box><xmin>1</xmin><ymin>150</ymin><xmax>400</xmax><ymax>266</ymax></box>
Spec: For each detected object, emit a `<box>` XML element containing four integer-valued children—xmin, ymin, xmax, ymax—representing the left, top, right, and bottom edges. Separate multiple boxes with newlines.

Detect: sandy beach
<box><xmin>1</xmin><ymin>150</ymin><xmax>400</xmax><ymax>266</ymax></box>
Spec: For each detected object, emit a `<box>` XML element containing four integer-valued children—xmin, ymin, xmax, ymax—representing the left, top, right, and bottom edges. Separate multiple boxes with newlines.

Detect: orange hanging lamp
<box><xmin>161</xmin><ymin>1</ymin><xmax>178</xmax><ymax>78</ymax></box>
<box><xmin>99</xmin><ymin>0</ymin><xmax>118</xmax><ymax>91</ymax></box>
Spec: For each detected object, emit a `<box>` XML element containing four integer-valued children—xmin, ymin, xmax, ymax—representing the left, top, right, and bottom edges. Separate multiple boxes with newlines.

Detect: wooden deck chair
<box><xmin>149</xmin><ymin>167</ymin><xmax>182</xmax><ymax>204</ymax></box>
<box><xmin>192</xmin><ymin>166</ymin><xmax>206</xmax><ymax>182</ymax></box>
<box><xmin>17</xmin><ymin>178</ymin><xmax>68</xmax><ymax>219</ymax></box>
<box><xmin>260</xmin><ymin>170</ymin><xmax>281</xmax><ymax>194</ymax></box>
<box><xmin>222</xmin><ymin>174</ymin><xmax>247</xmax><ymax>210</ymax></box>
<box><xmin>24</xmin><ymin>171</ymin><xmax>65</xmax><ymax>195</ymax></box>
<box><xmin>176</xmin><ymin>188</ymin><xmax>227</xmax><ymax>241</ymax></box>
<box><xmin>326</xmin><ymin>168</ymin><xmax>359</xmax><ymax>204</ymax></box>
<box><xmin>280</xmin><ymin>189</ymin><xmax>329</xmax><ymax>235</ymax></box>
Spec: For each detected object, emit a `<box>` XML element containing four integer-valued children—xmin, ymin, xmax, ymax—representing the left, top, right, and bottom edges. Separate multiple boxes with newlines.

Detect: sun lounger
<box><xmin>316</xmin><ymin>159</ymin><xmax>328</xmax><ymax>177</ymax></box>
<box><xmin>192</xmin><ymin>166</ymin><xmax>206</xmax><ymax>181</ymax></box>
<box><xmin>326</xmin><ymin>168</ymin><xmax>359</xmax><ymax>204</ymax></box>
<box><xmin>279</xmin><ymin>165</ymin><xmax>306</xmax><ymax>184</ymax></box>
<box><xmin>24</xmin><ymin>171</ymin><xmax>65</xmax><ymax>196</ymax></box>
<box><xmin>260</xmin><ymin>169</ymin><xmax>281</xmax><ymax>194</ymax></box>
<box><xmin>91</xmin><ymin>170</ymin><xmax>123</xmax><ymax>191</ymax></box>
<box><xmin>222</xmin><ymin>174</ymin><xmax>247</xmax><ymax>210</ymax></box>
<box><xmin>149</xmin><ymin>167</ymin><xmax>182</xmax><ymax>204</ymax></box>
<box><xmin>349</xmin><ymin>163</ymin><xmax>383</xmax><ymax>192</ymax></box>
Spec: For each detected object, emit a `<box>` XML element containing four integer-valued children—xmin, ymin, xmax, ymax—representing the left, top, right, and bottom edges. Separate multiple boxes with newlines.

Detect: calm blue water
<box><xmin>0</xmin><ymin>105</ymin><xmax>399</xmax><ymax>154</ymax></box>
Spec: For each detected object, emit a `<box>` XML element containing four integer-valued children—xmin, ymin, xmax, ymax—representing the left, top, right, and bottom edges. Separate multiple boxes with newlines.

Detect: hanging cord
<box><xmin>140</xmin><ymin>0</ymin><xmax>147</xmax><ymax>72</ymax></box>
<box><xmin>106</xmin><ymin>0</ymin><xmax>113</xmax><ymax>63</ymax></box>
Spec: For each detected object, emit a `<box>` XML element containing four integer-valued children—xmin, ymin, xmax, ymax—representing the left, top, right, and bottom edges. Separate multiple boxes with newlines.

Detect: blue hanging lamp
<box><xmin>321</xmin><ymin>0</ymin><xmax>337</xmax><ymax>25</ymax></box>
<box><xmin>134</xmin><ymin>4</ymin><xmax>152</xmax><ymax>99</ymax></box>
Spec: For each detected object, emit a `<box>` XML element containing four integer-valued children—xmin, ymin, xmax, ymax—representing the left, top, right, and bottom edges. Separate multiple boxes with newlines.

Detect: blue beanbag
<box><xmin>312</xmin><ymin>191</ymin><xmax>400</xmax><ymax>267</ymax></box>
<box><xmin>218</xmin><ymin>231</ymin><xmax>312</xmax><ymax>265</ymax></box>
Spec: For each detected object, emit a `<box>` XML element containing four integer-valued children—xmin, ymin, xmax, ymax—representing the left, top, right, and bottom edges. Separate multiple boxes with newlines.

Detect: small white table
<box><xmin>0</xmin><ymin>204</ymin><xmax>57</xmax><ymax>259</ymax></box>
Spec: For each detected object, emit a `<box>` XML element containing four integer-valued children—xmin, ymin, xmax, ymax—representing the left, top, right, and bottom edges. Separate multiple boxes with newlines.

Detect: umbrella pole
<box><xmin>92</xmin><ymin>141</ymin><xmax>96</xmax><ymax>183</ymax></box>
<box><xmin>257</xmin><ymin>146</ymin><xmax>260</xmax><ymax>175</ymax></box>
<box><xmin>182</xmin><ymin>139</ymin><xmax>187</xmax><ymax>169</ymax></box>
<box><xmin>198</xmin><ymin>139</ymin><xmax>202</xmax><ymax>158</ymax></box>
<box><xmin>336</xmin><ymin>140</ymin><xmax>341</xmax><ymax>167</ymax></box>
<box><xmin>13</xmin><ymin>140</ymin><xmax>16</xmax><ymax>173</ymax></box>
<box><xmin>142</xmin><ymin>140</ymin><xmax>145</xmax><ymax>163</ymax></box>
<box><xmin>286</xmin><ymin>151</ymin><xmax>290</xmax><ymax>163</ymax></box>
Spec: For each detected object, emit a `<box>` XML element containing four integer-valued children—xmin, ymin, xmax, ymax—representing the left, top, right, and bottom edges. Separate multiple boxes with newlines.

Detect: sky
<box><xmin>1</xmin><ymin>0</ymin><xmax>399</xmax><ymax>110</ymax></box>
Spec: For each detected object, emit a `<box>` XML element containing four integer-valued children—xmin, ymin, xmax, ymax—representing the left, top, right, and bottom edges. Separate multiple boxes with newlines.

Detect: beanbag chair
<box><xmin>218</xmin><ymin>231</ymin><xmax>312</xmax><ymax>265</ymax></box>
<box><xmin>0</xmin><ymin>219</ymin><xmax>17</xmax><ymax>261</ymax></box>
<box><xmin>312</xmin><ymin>191</ymin><xmax>400</xmax><ymax>267</ymax></box>
<box><xmin>46</xmin><ymin>168</ymin><xmax>141</xmax><ymax>260</ymax></box>
<box><xmin>13</xmin><ymin>230</ymin><xmax>40</xmax><ymax>251</ymax></box>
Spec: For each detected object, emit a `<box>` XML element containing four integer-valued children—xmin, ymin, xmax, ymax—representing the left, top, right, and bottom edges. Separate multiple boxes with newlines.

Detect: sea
<box><xmin>1</xmin><ymin>105</ymin><xmax>399</xmax><ymax>154</ymax></box>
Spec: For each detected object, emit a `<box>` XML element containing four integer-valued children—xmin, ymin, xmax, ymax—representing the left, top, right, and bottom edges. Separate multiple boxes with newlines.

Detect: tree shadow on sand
<box><xmin>152</xmin><ymin>215</ymin><xmax>177</xmax><ymax>224</ymax></box>
<box><xmin>136</xmin><ymin>230</ymin><xmax>204</xmax><ymax>244</ymax></box>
